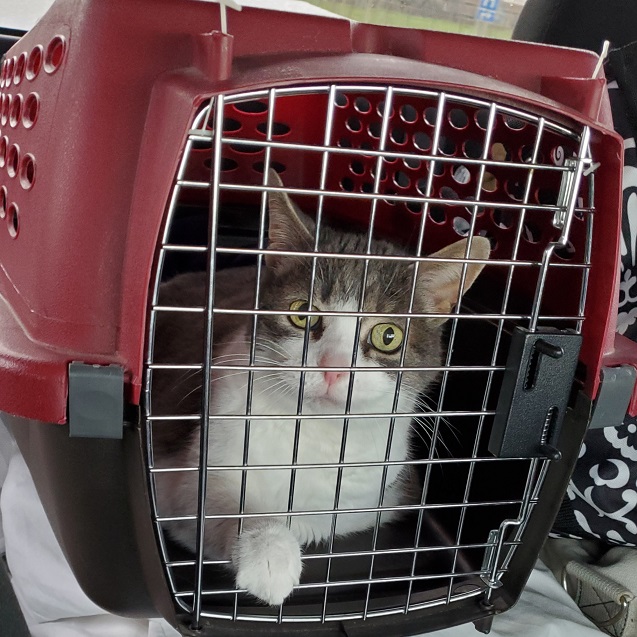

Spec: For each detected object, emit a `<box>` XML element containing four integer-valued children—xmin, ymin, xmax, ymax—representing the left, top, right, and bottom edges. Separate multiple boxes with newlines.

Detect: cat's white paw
<box><xmin>233</xmin><ymin>522</ymin><xmax>302</xmax><ymax>606</ymax></box>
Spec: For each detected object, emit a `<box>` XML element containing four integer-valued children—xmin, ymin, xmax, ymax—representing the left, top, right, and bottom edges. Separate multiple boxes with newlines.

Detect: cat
<box><xmin>151</xmin><ymin>171</ymin><xmax>490</xmax><ymax>606</ymax></box>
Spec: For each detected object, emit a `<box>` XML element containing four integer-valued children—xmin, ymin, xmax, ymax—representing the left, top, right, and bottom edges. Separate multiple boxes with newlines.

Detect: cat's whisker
<box><xmin>214</xmin><ymin>338</ymin><xmax>289</xmax><ymax>360</ymax></box>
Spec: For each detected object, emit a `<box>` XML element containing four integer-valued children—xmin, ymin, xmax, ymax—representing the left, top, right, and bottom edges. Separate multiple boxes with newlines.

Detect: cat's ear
<box><xmin>417</xmin><ymin>237</ymin><xmax>490</xmax><ymax>319</ymax></box>
<box><xmin>266</xmin><ymin>169</ymin><xmax>315</xmax><ymax>267</ymax></box>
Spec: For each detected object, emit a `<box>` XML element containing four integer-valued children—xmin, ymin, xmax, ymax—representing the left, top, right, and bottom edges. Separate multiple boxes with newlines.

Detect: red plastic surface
<box><xmin>0</xmin><ymin>0</ymin><xmax>623</xmax><ymax>424</ymax></box>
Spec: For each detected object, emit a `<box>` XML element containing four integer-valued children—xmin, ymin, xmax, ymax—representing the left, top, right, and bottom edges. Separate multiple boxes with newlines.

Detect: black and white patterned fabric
<box><xmin>552</xmin><ymin>42</ymin><xmax>637</xmax><ymax>546</ymax></box>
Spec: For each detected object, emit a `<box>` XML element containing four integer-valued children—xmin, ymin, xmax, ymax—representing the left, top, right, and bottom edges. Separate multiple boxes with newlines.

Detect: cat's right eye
<box><xmin>288</xmin><ymin>299</ymin><xmax>321</xmax><ymax>330</ymax></box>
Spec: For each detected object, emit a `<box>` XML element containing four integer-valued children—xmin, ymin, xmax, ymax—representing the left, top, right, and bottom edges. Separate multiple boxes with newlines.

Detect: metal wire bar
<box><xmin>165</xmin><ymin>539</ymin><xmax>519</xmax><ymax>567</ymax></box>
<box><xmin>156</xmin><ymin>499</ymin><xmax>529</xmax><ymax>523</ymax></box>
<box><xmin>190</xmin><ymin>95</ymin><xmax>224</xmax><ymax>630</ymax></box>
<box><xmin>151</xmin><ymin>456</ymin><xmax>529</xmax><ymax>472</ymax></box>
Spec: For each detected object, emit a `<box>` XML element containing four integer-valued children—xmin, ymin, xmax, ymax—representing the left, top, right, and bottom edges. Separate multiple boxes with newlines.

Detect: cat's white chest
<box><xmin>207</xmin><ymin>384</ymin><xmax>410</xmax><ymax>543</ymax></box>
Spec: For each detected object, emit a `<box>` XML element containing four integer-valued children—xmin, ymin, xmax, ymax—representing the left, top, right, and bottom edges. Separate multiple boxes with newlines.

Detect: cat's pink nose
<box><xmin>319</xmin><ymin>354</ymin><xmax>349</xmax><ymax>386</ymax></box>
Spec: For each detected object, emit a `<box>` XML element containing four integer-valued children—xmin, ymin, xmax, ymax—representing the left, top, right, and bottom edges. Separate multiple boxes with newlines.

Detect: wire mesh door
<box><xmin>144</xmin><ymin>83</ymin><xmax>592</xmax><ymax>626</ymax></box>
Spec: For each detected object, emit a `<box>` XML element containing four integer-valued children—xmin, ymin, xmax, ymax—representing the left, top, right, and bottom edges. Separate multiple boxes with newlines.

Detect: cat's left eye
<box><xmin>369</xmin><ymin>323</ymin><xmax>404</xmax><ymax>353</ymax></box>
<box><xmin>289</xmin><ymin>299</ymin><xmax>321</xmax><ymax>330</ymax></box>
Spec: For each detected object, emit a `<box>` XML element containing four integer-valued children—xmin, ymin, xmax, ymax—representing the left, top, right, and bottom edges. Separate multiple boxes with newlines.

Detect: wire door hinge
<box><xmin>480</xmin><ymin>529</ymin><xmax>505</xmax><ymax>590</ymax></box>
<box><xmin>68</xmin><ymin>362</ymin><xmax>124</xmax><ymax>439</ymax></box>
<box><xmin>489</xmin><ymin>327</ymin><xmax>582</xmax><ymax>459</ymax></box>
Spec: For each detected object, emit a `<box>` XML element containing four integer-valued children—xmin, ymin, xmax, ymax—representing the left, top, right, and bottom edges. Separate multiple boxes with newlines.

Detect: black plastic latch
<box><xmin>68</xmin><ymin>362</ymin><xmax>124</xmax><ymax>439</ymax></box>
<box><xmin>489</xmin><ymin>327</ymin><xmax>582</xmax><ymax>459</ymax></box>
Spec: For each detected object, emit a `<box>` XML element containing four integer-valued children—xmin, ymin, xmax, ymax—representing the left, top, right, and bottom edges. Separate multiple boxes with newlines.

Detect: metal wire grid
<box><xmin>144</xmin><ymin>84</ymin><xmax>593</xmax><ymax>625</ymax></box>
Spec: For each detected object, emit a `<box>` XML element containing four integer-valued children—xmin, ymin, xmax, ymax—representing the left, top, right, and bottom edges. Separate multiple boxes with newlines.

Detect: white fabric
<box><xmin>0</xmin><ymin>426</ymin><xmax>601</xmax><ymax>637</ymax></box>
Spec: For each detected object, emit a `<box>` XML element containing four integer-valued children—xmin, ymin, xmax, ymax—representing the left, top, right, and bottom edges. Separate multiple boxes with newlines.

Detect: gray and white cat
<box><xmin>152</xmin><ymin>173</ymin><xmax>489</xmax><ymax>606</ymax></box>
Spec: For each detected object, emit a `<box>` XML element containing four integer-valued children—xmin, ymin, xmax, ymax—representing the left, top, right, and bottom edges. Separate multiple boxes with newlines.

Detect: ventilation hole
<box><xmin>475</xmin><ymin>109</ymin><xmax>490</xmax><ymax>130</ymax></box>
<box><xmin>6</xmin><ymin>144</ymin><xmax>19</xmax><ymax>178</ymax></box>
<box><xmin>394</xmin><ymin>171</ymin><xmax>410</xmax><ymax>188</ymax></box>
<box><xmin>413</xmin><ymin>131</ymin><xmax>431</xmax><ymax>151</ymax></box>
<box><xmin>354</xmin><ymin>96</ymin><xmax>371</xmax><ymax>113</ymax></box>
<box><xmin>0</xmin><ymin>186</ymin><xmax>5</xmax><ymax>218</ymax></box>
<box><xmin>22</xmin><ymin>93</ymin><xmax>39</xmax><ymax>129</ymax></box>
<box><xmin>555</xmin><ymin>241</ymin><xmax>576</xmax><ymax>260</ymax></box>
<box><xmin>256</xmin><ymin>121</ymin><xmax>291</xmax><ymax>136</ymax></box>
<box><xmin>424</xmin><ymin>107</ymin><xmax>437</xmax><ymax>126</ymax></box>
<box><xmin>361</xmin><ymin>182</ymin><xmax>374</xmax><ymax>193</ymax></box>
<box><xmin>453</xmin><ymin>216</ymin><xmax>471</xmax><ymax>236</ymax></box>
<box><xmin>452</xmin><ymin>165</ymin><xmax>471</xmax><ymax>185</ymax></box>
<box><xmin>222</xmin><ymin>118</ymin><xmax>241</xmax><ymax>132</ymax></box>
<box><xmin>44</xmin><ymin>36</ymin><xmax>65</xmax><ymax>73</ymax></box>
<box><xmin>406</xmin><ymin>201</ymin><xmax>422</xmax><ymax>214</ymax></box>
<box><xmin>449</xmin><ymin>108</ymin><xmax>468</xmax><ymax>129</ymax></box>
<box><xmin>338</xmin><ymin>137</ymin><xmax>352</xmax><ymax>148</ymax></box>
<box><xmin>220</xmin><ymin>157</ymin><xmax>238</xmax><ymax>171</ymax></box>
<box><xmin>26</xmin><ymin>46</ymin><xmax>42</xmax><ymax>80</ymax></box>
<box><xmin>463</xmin><ymin>197</ymin><xmax>485</xmax><ymax>216</ymax></box>
<box><xmin>438</xmin><ymin>137</ymin><xmax>456</xmax><ymax>156</ymax></box>
<box><xmin>482</xmin><ymin>172</ymin><xmax>498</xmax><ymax>193</ymax></box>
<box><xmin>479</xmin><ymin>230</ymin><xmax>497</xmax><ymax>251</ymax></box>
<box><xmin>383</xmin><ymin>189</ymin><xmax>397</xmax><ymax>205</ymax></box>
<box><xmin>14</xmin><ymin>53</ymin><xmax>26</xmax><ymax>85</ymax></box>
<box><xmin>229</xmin><ymin>143</ymin><xmax>262</xmax><ymax>154</ymax></box>
<box><xmin>493</xmin><ymin>209</ymin><xmax>514</xmax><ymax>229</ymax></box>
<box><xmin>523</xmin><ymin>222</ymin><xmax>542</xmax><ymax>243</ymax></box>
<box><xmin>503</xmin><ymin>115</ymin><xmax>527</xmax><ymax>130</ymax></box>
<box><xmin>536</xmin><ymin>188</ymin><xmax>557</xmax><ymax>205</ymax></box>
<box><xmin>370</xmin><ymin>166</ymin><xmax>387</xmax><ymax>181</ymax></box>
<box><xmin>552</xmin><ymin>146</ymin><xmax>565</xmax><ymax>166</ymax></box>
<box><xmin>7</xmin><ymin>203</ymin><xmax>20</xmax><ymax>239</ymax></box>
<box><xmin>6</xmin><ymin>58</ymin><xmax>14</xmax><ymax>83</ymax></box>
<box><xmin>341</xmin><ymin>177</ymin><xmax>355</xmax><ymax>192</ymax></box>
<box><xmin>350</xmin><ymin>160</ymin><xmax>365</xmax><ymax>175</ymax></box>
<box><xmin>429</xmin><ymin>206</ymin><xmax>446</xmax><ymax>224</ymax></box>
<box><xmin>520</xmin><ymin>145</ymin><xmax>534</xmax><ymax>163</ymax></box>
<box><xmin>416</xmin><ymin>178</ymin><xmax>428</xmax><ymax>195</ymax></box>
<box><xmin>368</xmin><ymin>121</ymin><xmax>381</xmax><ymax>138</ymax></box>
<box><xmin>506</xmin><ymin>180</ymin><xmax>525</xmax><ymax>201</ymax></box>
<box><xmin>404</xmin><ymin>157</ymin><xmax>421</xmax><ymax>170</ymax></box>
<box><xmin>390</xmin><ymin>127</ymin><xmax>407</xmax><ymax>145</ymax></box>
<box><xmin>1</xmin><ymin>94</ymin><xmax>10</xmax><ymax>126</ymax></box>
<box><xmin>463</xmin><ymin>139</ymin><xmax>483</xmax><ymax>159</ymax></box>
<box><xmin>400</xmin><ymin>104</ymin><xmax>418</xmax><ymax>123</ymax></box>
<box><xmin>19</xmin><ymin>153</ymin><xmax>35</xmax><ymax>189</ymax></box>
<box><xmin>234</xmin><ymin>100</ymin><xmax>268</xmax><ymax>114</ymax></box>
<box><xmin>433</xmin><ymin>162</ymin><xmax>445</xmax><ymax>176</ymax></box>
<box><xmin>251</xmin><ymin>160</ymin><xmax>286</xmax><ymax>174</ymax></box>
<box><xmin>0</xmin><ymin>136</ymin><xmax>6</xmax><ymax>168</ymax></box>
<box><xmin>360</xmin><ymin>141</ymin><xmax>373</xmax><ymax>151</ymax></box>
<box><xmin>334</xmin><ymin>92</ymin><xmax>348</xmax><ymax>108</ymax></box>
<box><xmin>440</xmin><ymin>186</ymin><xmax>459</xmax><ymax>200</ymax></box>
<box><xmin>384</xmin><ymin>154</ymin><xmax>398</xmax><ymax>163</ymax></box>
<box><xmin>7</xmin><ymin>202</ymin><xmax>18</xmax><ymax>238</ymax></box>
<box><xmin>192</xmin><ymin>139</ymin><xmax>211</xmax><ymax>150</ymax></box>
<box><xmin>491</xmin><ymin>142</ymin><xmax>509</xmax><ymax>162</ymax></box>
<box><xmin>376</xmin><ymin>100</ymin><xmax>394</xmax><ymax>117</ymax></box>
<box><xmin>9</xmin><ymin>94</ymin><xmax>22</xmax><ymax>128</ymax></box>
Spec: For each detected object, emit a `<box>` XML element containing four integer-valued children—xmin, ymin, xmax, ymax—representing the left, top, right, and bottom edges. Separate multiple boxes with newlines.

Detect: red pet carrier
<box><xmin>0</xmin><ymin>1</ymin><xmax>630</xmax><ymax>635</ymax></box>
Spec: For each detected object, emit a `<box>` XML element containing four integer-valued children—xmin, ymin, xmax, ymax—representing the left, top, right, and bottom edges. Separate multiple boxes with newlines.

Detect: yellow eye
<box><xmin>370</xmin><ymin>323</ymin><xmax>404</xmax><ymax>353</ymax></box>
<box><xmin>289</xmin><ymin>300</ymin><xmax>321</xmax><ymax>330</ymax></box>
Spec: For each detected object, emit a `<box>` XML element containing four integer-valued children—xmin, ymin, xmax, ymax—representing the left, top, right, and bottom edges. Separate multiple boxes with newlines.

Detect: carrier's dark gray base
<box><xmin>3</xmin><ymin>389</ymin><xmax>590</xmax><ymax>636</ymax></box>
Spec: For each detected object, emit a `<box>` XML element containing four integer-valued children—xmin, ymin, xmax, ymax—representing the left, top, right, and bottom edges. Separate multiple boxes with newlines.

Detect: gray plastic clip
<box><xmin>68</xmin><ymin>362</ymin><xmax>124</xmax><ymax>439</ymax></box>
<box><xmin>588</xmin><ymin>366</ymin><xmax>637</xmax><ymax>429</ymax></box>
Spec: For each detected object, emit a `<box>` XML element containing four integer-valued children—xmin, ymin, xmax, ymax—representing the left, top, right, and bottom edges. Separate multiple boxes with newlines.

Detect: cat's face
<box><xmin>248</xmin><ymin>171</ymin><xmax>490</xmax><ymax>415</ymax></box>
